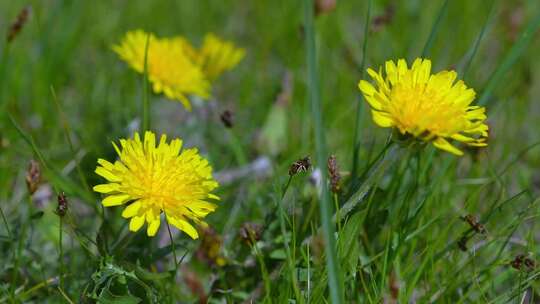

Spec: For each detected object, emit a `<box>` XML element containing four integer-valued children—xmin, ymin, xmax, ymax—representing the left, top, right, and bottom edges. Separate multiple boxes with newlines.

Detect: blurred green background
<box><xmin>1</xmin><ymin>0</ymin><xmax>539</xmax><ymax>177</ymax></box>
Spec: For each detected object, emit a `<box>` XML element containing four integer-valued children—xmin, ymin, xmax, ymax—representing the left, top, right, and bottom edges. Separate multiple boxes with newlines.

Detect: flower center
<box><xmin>388</xmin><ymin>84</ymin><xmax>466</xmax><ymax>137</ymax></box>
<box><xmin>128</xmin><ymin>159</ymin><xmax>193</xmax><ymax>209</ymax></box>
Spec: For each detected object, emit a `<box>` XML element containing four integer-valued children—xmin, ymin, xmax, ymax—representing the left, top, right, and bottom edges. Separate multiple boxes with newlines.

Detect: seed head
<box><xmin>7</xmin><ymin>6</ymin><xmax>31</xmax><ymax>43</ymax></box>
<box><xmin>461</xmin><ymin>214</ymin><xmax>487</xmax><ymax>234</ymax></box>
<box><xmin>457</xmin><ymin>236</ymin><xmax>468</xmax><ymax>252</ymax></box>
<box><xmin>25</xmin><ymin>160</ymin><xmax>41</xmax><ymax>194</ymax></box>
<box><xmin>239</xmin><ymin>222</ymin><xmax>262</xmax><ymax>245</ymax></box>
<box><xmin>511</xmin><ymin>254</ymin><xmax>536</xmax><ymax>271</ymax></box>
<box><xmin>371</xmin><ymin>4</ymin><xmax>395</xmax><ymax>33</ymax></box>
<box><xmin>315</xmin><ymin>0</ymin><xmax>336</xmax><ymax>16</ymax></box>
<box><xmin>195</xmin><ymin>227</ymin><xmax>226</xmax><ymax>267</ymax></box>
<box><xmin>289</xmin><ymin>156</ymin><xmax>311</xmax><ymax>176</ymax></box>
<box><xmin>220</xmin><ymin>110</ymin><xmax>234</xmax><ymax>128</ymax></box>
<box><xmin>327</xmin><ymin>155</ymin><xmax>341</xmax><ymax>193</ymax></box>
<box><xmin>56</xmin><ymin>192</ymin><xmax>68</xmax><ymax>217</ymax></box>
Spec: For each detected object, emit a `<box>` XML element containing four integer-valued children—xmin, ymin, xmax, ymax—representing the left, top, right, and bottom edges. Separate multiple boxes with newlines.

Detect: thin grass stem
<box><xmin>478</xmin><ymin>10</ymin><xmax>540</xmax><ymax>106</ymax></box>
<box><xmin>57</xmin><ymin>286</ymin><xmax>75</xmax><ymax>304</ymax></box>
<box><xmin>59</xmin><ymin>217</ymin><xmax>64</xmax><ymax>291</ymax></box>
<box><xmin>277</xmin><ymin>178</ymin><xmax>304</xmax><ymax>304</ymax></box>
<box><xmin>460</xmin><ymin>0</ymin><xmax>496</xmax><ymax>80</ymax></box>
<box><xmin>249</xmin><ymin>234</ymin><xmax>271</xmax><ymax>301</ymax></box>
<box><xmin>304</xmin><ymin>0</ymin><xmax>343</xmax><ymax>301</ymax></box>
<box><xmin>421</xmin><ymin>0</ymin><xmax>450</xmax><ymax>57</ymax></box>
<box><xmin>226</xmin><ymin>129</ymin><xmax>248</xmax><ymax>166</ymax></box>
<box><xmin>8</xmin><ymin>114</ymin><xmax>96</xmax><ymax>205</ymax></box>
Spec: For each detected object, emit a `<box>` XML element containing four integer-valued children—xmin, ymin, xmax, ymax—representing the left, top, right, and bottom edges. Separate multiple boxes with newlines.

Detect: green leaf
<box><xmin>97</xmin><ymin>289</ymin><xmax>142</xmax><ymax>304</ymax></box>
<box><xmin>30</xmin><ymin>211</ymin><xmax>44</xmax><ymax>220</ymax></box>
<box><xmin>270</xmin><ymin>249</ymin><xmax>287</xmax><ymax>260</ymax></box>
<box><xmin>337</xmin><ymin>211</ymin><xmax>365</xmax><ymax>274</ymax></box>
<box><xmin>133</xmin><ymin>265</ymin><xmax>170</xmax><ymax>281</ymax></box>
<box><xmin>338</xmin><ymin>144</ymin><xmax>398</xmax><ymax>222</ymax></box>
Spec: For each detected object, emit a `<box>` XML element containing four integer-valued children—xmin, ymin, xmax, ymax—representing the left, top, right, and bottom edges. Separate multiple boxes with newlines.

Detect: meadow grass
<box><xmin>1</xmin><ymin>0</ymin><xmax>540</xmax><ymax>303</ymax></box>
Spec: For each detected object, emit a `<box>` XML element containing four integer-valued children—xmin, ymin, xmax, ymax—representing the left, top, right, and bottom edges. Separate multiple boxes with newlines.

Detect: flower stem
<box><xmin>0</xmin><ymin>44</ymin><xmax>10</xmax><ymax>114</ymax></box>
<box><xmin>304</xmin><ymin>0</ymin><xmax>343</xmax><ymax>302</ymax></box>
<box><xmin>142</xmin><ymin>33</ymin><xmax>151</xmax><ymax>132</ymax></box>
<box><xmin>226</xmin><ymin>128</ymin><xmax>248</xmax><ymax>166</ymax></box>
<box><xmin>165</xmin><ymin>216</ymin><xmax>178</xmax><ymax>278</ymax></box>
<box><xmin>282</xmin><ymin>175</ymin><xmax>293</xmax><ymax>199</ymax></box>
<box><xmin>351</xmin><ymin>0</ymin><xmax>372</xmax><ymax>182</ymax></box>
<box><xmin>333</xmin><ymin>193</ymin><xmax>342</xmax><ymax>233</ymax></box>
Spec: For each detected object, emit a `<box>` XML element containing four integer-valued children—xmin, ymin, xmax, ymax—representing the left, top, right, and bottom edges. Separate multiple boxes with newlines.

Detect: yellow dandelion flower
<box><xmin>358</xmin><ymin>58</ymin><xmax>488</xmax><ymax>155</ymax></box>
<box><xmin>93</xmin><ymin>131</ymin><xmax>219</xmax><ymax>238</ymax></box>
<box><xmin>113</xmin><ymin>30</ymin><xmax>210</xmax><ymax>110</ymax></box>
<box><xmin>195</xmin><ymin>33</ymin><xmax>245</xmax><ymax>80</ymax></box>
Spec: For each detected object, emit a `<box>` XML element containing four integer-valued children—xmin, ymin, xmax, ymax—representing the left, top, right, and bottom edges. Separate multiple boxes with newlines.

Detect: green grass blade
<box><xmin>351</xmin><ymin>0</ymin><xmax>372</xmax><ymax>181</ymax></box>
<box><xmin>50</xmin><ymin>86</ymin><xmax>92</xmax><ymax>194</ymax></box>
<box><xmin>338</xmin><ymin>143</ymin><xmax>397</xmax><ymax>222</ymax></box>
<box><xmin>478</xmin><ymin>10</ymin><xmax>540</xmax><ymax>106</ymax></box>
<box><xmin>421</xmin><ymin>0</ymin><xmax>450</xmax><ymax>57</ymax></box>
<box><xmin>8</xmin><ymin>114</ymin><xmax>53</xmax><ymax>178</ymax></box>
<box><xmin>460</xmin><ymin>0</ymin><xmax>496</xmax><ymax>80</ymax></box>
<box><xmin>8</xmin><ymin>114</ymin><xmax>95</xmax><ymax>205</ymax></box>
<box><xmin>276</xmin><ymin>182</ymin><xmax>303</xmax><ymax>304</ymax></box>
<box><xmin>304</xmin><ymin>0</ymin><xmax>343</xmax><ymax>302</ymax></box>
<box><xmin>0</xmin><ymin>205</ymin><xmax>11</xmax><ymax>239</ymax></box>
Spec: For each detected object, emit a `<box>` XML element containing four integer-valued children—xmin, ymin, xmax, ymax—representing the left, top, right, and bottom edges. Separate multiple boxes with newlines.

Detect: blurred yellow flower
<box><xmin>93</xmin><ymin>131</ymin><xmax>219</xmax><ymax>238</ymax></box>
<box><xmin>113</xmin><ymin>30</ymin><xmax>210</xmax><ymax>110</ymax></box>
<box><xmin>113</xmin><ymin>30</ymin><xmax>244</xmax><ymax>110</ymax></box>
<box><xmin>358</xmin><ymin>58</ymin><xmax>488</xmax><ymax>155</ymax></box>
<box><xmin>195</xmin><ymin>33</ymin><xmax>246</xmax><ymax>80</ymax></box>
